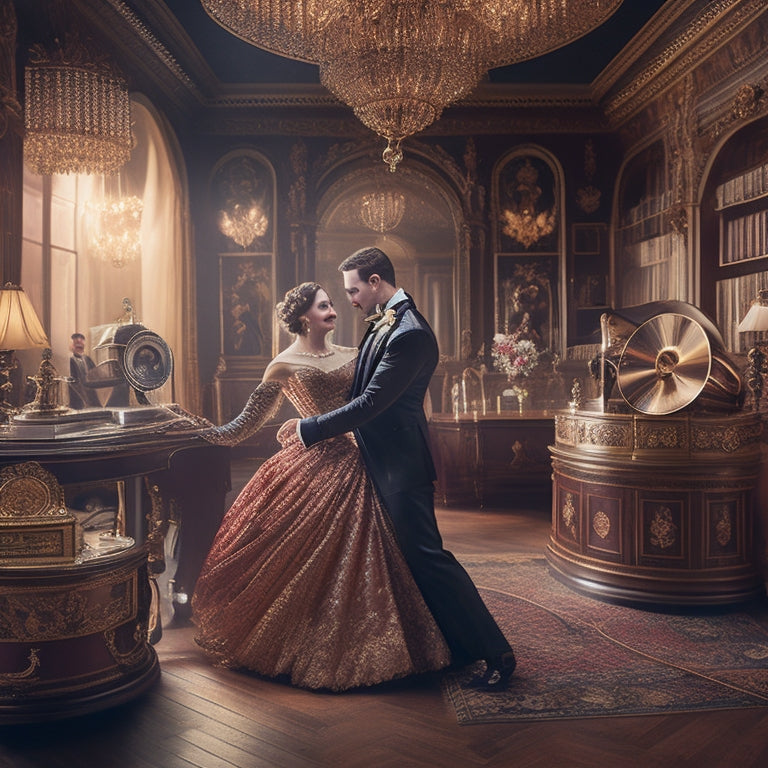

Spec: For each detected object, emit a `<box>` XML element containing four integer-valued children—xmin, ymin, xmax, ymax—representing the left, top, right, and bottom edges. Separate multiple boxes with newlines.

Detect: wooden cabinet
<box><xmin>429</xmin><ymin>412</ymin><xmax>555</xmax><ymax>507</ymax></box>
<box><xmin>548</xmin><ymin>410</ymin><xmax>765</xmax><ymax>606</ymax></box>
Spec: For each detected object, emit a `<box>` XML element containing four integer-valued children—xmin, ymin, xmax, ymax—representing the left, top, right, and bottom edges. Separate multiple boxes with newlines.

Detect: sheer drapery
<box><xmin>76</xmin><ymin>97</ymin><xmax>199</xmax><ymax>411</ymax></box>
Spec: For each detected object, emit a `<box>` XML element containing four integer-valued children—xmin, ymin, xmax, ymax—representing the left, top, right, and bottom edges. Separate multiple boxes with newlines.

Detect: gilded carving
<box><xmin>714</xmin><ymin>505</ymin><xmax>733</xmax><ymax>547</ymax></box>
<box><xmin>555</xmin><ymin>416</ymin><xmax>576</xmax><ymax>444</ymax></box>
<box><xmin>0</xmin><ymin>462</ymin><xmax>65</xmax><ymax>518</ymax></box>
<box><xmin>635</xmin><ymin>423</ymin><xmax>687</xmax><ymax>450</ymax></box>
<box><xmin>692</xmin><ymin>422</ymin><xmax>761</xmax><ymax>453</ymax></box>
<box><xmin>104</xmin><ymin>624</ymin><xmax>151</xmax><ymax>669</ymax></box>
<box><xmin>649</xmin><ymin>506</ymin><xmax>678</xmax><ymax>550</ymax></box>
<box><xmin>576</xmin><ymin>139</ymin><xmax>601</xmax><ymax>214</ymax></box>
<box><xmin>709</xmin><ymin>83</ymin><xmax>765</xmax><ymax>140</ymax></box>
<box><xmin>584</xmin><ymin>422</ymin><xmax>632</xmax><ymax>448</ymax></box>
<box><xmin>592</xmin><ymin>510</ymin><xmax>611</xmax><ymax>540</ymax></box>
<box><xmin>0</xmin><ymin>647</ymin><xmax>39</xmax><ymax>685</ymax></box>
<box><xmin>288</xmin><ymin>140</ymin><xmax>307</xmax><ymax>222</ymax></box>
<box><xmin>0</xmin><ymin>570</ymin><xmax>137</xmax><ymax>642</ymax></box>
<box><xmin>561</xmin><ymin>493</ymin><xmax>577</xmax><ymax>539</ymax></box>
<box><xmin>605</xmin><ymin>0</ymin><xmax>754</xmax><ymax>125</ymax></box>
<box><xmin>144</xmin><ymin>479</ymin><xmax>167</xmax><ymax>573</ymax></box>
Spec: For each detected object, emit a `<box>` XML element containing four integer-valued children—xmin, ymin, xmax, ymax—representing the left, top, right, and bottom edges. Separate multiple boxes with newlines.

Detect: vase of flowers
<box><xmin>491</xmin><ymin>333</ymin><xmax>540</xmax><ymax>413</ymax></box>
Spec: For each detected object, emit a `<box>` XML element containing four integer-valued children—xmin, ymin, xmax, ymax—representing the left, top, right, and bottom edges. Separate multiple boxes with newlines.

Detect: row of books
<box><xmin>619</xmin><ymin>260</ymin><xmax>671</xmax><ymax>309</ymax></box>
<box><xmin>715</xmin><ymin>163</ymin><xmax>768</xmax><ymax>210</ymax></box>
<box><xmin>721</xmin><ymin>209</ymin><xmax>768</xmax><ymax>264</ymax></box>
<box><xmin>623</xmin><ymin>232</ymin><xmax>682</xmax><ymax>268</ymax></box>
<box><xmin>620</xmin><ymin>191</ymin><xmax>674</xmax><ymax>227</ymax></box>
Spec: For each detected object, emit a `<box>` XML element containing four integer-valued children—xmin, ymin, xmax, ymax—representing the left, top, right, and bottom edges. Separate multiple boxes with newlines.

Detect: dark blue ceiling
<box><xmin>160</xmin><ymin>0</ymin><xmax>670</xmax><ymax>86</ymax></box>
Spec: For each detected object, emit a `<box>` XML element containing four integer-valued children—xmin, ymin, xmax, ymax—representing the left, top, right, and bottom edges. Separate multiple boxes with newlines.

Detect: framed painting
<box><xmin>495</xmin><ymin>253</ymin><xmax>560</xmax><ymax>352</ymax></box>
<box><xmin>219</xmin><ymin>254</ymin><xmax>274</xmax><ymax>358</ymax></box>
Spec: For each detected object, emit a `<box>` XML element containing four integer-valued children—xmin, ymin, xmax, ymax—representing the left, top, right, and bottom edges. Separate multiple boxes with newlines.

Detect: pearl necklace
<box><xmin>295</xmin><ymin>348</ymin><xmax>335</xmax><ymax>358</ymax></box>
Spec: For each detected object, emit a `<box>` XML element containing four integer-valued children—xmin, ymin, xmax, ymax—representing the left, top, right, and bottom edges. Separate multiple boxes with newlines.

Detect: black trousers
<box><xmin>382</xmin><ymin>484</ymin><xmax>511</xmax><ymax>665</ymax></box>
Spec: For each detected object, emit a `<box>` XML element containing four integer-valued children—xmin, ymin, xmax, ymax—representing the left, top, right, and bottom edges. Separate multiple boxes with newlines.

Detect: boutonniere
<box><xmin>374</xmin><ymin>308</ymin><xmax>397</xmax><ymax>331</ymax></box>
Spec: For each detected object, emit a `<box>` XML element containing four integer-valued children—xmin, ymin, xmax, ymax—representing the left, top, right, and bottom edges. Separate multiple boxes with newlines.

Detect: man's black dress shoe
<box><xmin>468</xmin><ymin>650</ymin><xmax>517</xmax><ymax>692</ymax></box>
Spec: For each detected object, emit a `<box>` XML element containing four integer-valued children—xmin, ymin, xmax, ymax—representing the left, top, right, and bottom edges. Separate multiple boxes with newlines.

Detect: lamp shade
<box><xmin>737</xmin><ymin>289</ymin><xmax>768</xmax><ymax>333</ymax></box>
<box><xmin>0</xmin><ymin>284</ymin><xmax>49</xmax><ymax>350</ymax></box>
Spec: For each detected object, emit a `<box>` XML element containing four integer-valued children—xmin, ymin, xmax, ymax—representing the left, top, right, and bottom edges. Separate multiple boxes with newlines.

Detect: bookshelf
<box><xmin>702</xmin><ymin>119</ymin><xmax>768</xmax><ymax>353</ymax></box>
<box><xmin>568</xmin><ymin>222</ymin><xmax>609</xmax><ymax>345</ymax></box>
<box><xmin>615</xmin><ymin>144</ymin><xmax>685</xmax><ymax>309</ymax></box>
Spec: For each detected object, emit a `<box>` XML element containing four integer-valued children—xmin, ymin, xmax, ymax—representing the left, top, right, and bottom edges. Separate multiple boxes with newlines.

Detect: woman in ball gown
<box><xmin>192</xmin><ymin>282</ymin><xmax>450</xmax><ymax>691</ymax></box>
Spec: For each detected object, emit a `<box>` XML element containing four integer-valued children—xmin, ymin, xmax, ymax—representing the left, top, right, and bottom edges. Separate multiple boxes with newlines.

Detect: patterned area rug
<box><xmin>443</xmin><ymin>555</ymin><xmax>768</xmax><ymax>724</ymax></box>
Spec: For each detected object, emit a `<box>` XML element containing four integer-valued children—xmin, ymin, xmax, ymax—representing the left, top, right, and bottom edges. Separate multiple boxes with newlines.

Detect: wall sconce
<box><xmin>218</xmin><ymin>201</ymin><xmax>269</xmax><ymax>250</ymax></box>
<box><xmin>0</xmin><ymin>283</ymin><xmax>49</xmax><ymax>419</ymax></box>
<box><xmin>737</xmin><ymin>288</ymin><xmax>768</xmax><ymax>411</ymax></box>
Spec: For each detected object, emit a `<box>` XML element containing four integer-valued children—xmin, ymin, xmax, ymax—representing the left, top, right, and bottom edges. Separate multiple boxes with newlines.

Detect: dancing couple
<box><xmin>193</xmin><ymin>246</ymin><xmax>516</xmax><ymax>692</ymax></box>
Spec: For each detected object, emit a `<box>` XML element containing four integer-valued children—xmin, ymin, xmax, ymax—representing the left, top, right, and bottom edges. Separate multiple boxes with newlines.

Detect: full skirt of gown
<box><xmin>192</xmin><ymin>421</ymin><xmax>451</xmax><ymax>691</ymax></box>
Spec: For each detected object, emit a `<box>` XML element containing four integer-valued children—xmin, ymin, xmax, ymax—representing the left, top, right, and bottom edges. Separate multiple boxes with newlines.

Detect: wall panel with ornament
<box><xmin>492</xmin><ymin>148</ymin><xmax>565</xmax><ymax>355</ymax></box>
<box><xmin>209</xmin><ymin>151</ymin><xmax>278</xmax><ymax>434</ymax></box>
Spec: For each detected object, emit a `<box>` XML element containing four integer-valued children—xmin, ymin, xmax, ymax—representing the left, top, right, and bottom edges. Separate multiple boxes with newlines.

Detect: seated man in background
<box><xmin>69</xmin><ymin>332</ymin><xmax>101</xmax><ymax>409</ymax></box>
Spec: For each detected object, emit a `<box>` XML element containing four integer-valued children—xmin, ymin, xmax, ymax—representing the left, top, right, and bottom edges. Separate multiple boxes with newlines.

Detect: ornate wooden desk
<box><xmin>0</xmin><ymin>407</ymin><xmax>230</xmax><ymax>601</ymax></box>
<box><xmin>429</xmin><ymin>411</ymin><xmax>555</xmax><ymax>507</ymax></box>
<box><xmin>547</xmin><ymin>409</ymin><xmax>765</xmax><ymax>606</ymax></box>
<box><xmin>0</xmin><ymin>407</ymin><xmax>230</xmax><ymax>722</ymax></box>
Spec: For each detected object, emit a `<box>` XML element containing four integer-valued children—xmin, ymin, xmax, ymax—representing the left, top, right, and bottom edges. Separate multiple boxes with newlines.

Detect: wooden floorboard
<box><xmin>2</xmin><ymin>459</ymin><xmax>768</xmax><ymax>767</ymax></box>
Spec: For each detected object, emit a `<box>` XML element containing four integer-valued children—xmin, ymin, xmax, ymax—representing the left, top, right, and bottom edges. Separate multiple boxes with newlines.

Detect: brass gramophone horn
<box><xmin>617</xmin><ymin>313</ymin><xmax>711</xmax><ymax>415</ymax></box>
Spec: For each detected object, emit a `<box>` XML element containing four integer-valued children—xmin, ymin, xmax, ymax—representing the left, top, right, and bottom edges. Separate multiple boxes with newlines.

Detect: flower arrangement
<box><xmin>491</xmin><ymin>334</ymin><xmax>540</xmax><ymax>380</ymax></box>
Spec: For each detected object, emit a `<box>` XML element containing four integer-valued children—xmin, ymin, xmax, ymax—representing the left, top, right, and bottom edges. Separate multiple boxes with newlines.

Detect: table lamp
<box><xmin>0</xmin><ymin>282</ymin><xmax>49</xmax><ymax>419</ymax></box>
<box><xmin>737</xmin><ymin>288</ymin><xmax>768</xmax><ymax>411</ymax></box>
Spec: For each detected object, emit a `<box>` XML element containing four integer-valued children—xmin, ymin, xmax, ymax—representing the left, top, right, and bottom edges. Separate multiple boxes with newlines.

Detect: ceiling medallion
<box><xmin>201</xmin><ymin>1</ymin><xmax>622</xmax><ymax>171</ymax></box>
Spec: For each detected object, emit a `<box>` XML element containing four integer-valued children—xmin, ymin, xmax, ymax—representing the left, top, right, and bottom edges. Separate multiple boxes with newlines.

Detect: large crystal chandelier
<box><xmin>24</xmin><ymin>35</ymin><xmax>133</xmax><ymax>176</ymax></box>
<box><xmin>359</xmin><ymin>189</ymin><xmax>405</xmax><ymax>233</ymax></box>
<box><xmin>201</xmin><ymin>1</ymin><xmax>622</xmax><ymax>171</ymax></box>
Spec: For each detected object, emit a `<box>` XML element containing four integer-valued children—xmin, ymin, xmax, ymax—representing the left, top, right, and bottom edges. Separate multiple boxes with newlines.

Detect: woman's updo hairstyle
<box><xmin>276</xmin><ymin>282</ymin><xmax>322</xmax><ymax>335</ymax></box>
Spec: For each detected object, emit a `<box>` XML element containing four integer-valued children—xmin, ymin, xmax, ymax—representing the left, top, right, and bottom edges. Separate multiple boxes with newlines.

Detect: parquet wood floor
<box><xmin>2</xmin><ymin>460</ymin><xmax>767</xmax><ymax>768</ymax></box>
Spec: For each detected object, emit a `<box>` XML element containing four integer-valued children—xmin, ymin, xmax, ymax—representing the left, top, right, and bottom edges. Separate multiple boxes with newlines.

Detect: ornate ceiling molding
<box><xmin>601</xmin><ymin>0</ymin><xmax>766</xmax><ymax>127</ymax></box>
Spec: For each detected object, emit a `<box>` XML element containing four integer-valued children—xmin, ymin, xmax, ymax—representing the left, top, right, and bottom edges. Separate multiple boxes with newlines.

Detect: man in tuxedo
<box><xmin>298</xmin><ymin>246</ymin><xmax>516</xmax><ymax>689</ymax></box>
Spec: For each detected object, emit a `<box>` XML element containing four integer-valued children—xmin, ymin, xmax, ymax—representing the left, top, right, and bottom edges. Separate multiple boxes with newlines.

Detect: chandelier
<box><xmin>218</xmin><ymin>202</ymin><xmax>269</xmax><ymax>249</ymax></box>
<box><xmin>359</xmin><ymin>189</ymin><xmax>405</xmax><ymax>233</ymax></box>
<box><xmin>201</xmin><ymin>1</ymin><xmax>622</xmax><ymax>171</ymax></box>
<box><xmin>85</xmin><ymin>196</ymin><xmax>144</xmax><ymax>269</ymax></box>
<box><xmin>24</xmin><ymin>35</ymin><xmax>133</xmax><ymax>176</ymax></box>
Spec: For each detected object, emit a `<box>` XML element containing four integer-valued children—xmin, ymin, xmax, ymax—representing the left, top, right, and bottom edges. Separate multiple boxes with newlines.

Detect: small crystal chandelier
<box><xmin>359</xmin><ymin>189</ymin><xmax>405</xmax><ymax>233</ymax></box>
<box><xmin>201</xmin><ymin>1</ymin><xmax>622</xmax><ymax>171</ymax></box>
<box><xmin>23</xmin><ymin>35</ymin><xmax>133</xmax><ymax>176</ymax></box>
<box><xmin>85</xmin><ymin>196</ymin><xmax>144</xmax><ymax>269</ymax></box>
<box><xmin>218</xmin><ymin>202</ymin><xmax>269</xmax><ymax>249</ymax></box>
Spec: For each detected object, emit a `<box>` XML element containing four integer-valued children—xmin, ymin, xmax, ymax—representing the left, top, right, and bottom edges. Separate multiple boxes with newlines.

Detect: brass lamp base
<box><xmin>20</xmin><ymin>348</ymin><xmax>76</xmax><ymax>418</ymax></box>
<box><xmin>744</xmin><ymin>345</ymin><xmax>767</xmax><ymax>411</ymax></box>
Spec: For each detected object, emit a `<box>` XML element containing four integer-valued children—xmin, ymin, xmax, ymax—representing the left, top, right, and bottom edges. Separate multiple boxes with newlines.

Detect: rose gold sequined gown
<box><xmin>192</xmin><ymin>358</ymin><xmax>450</xmax><ymax>691</ymax></box>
